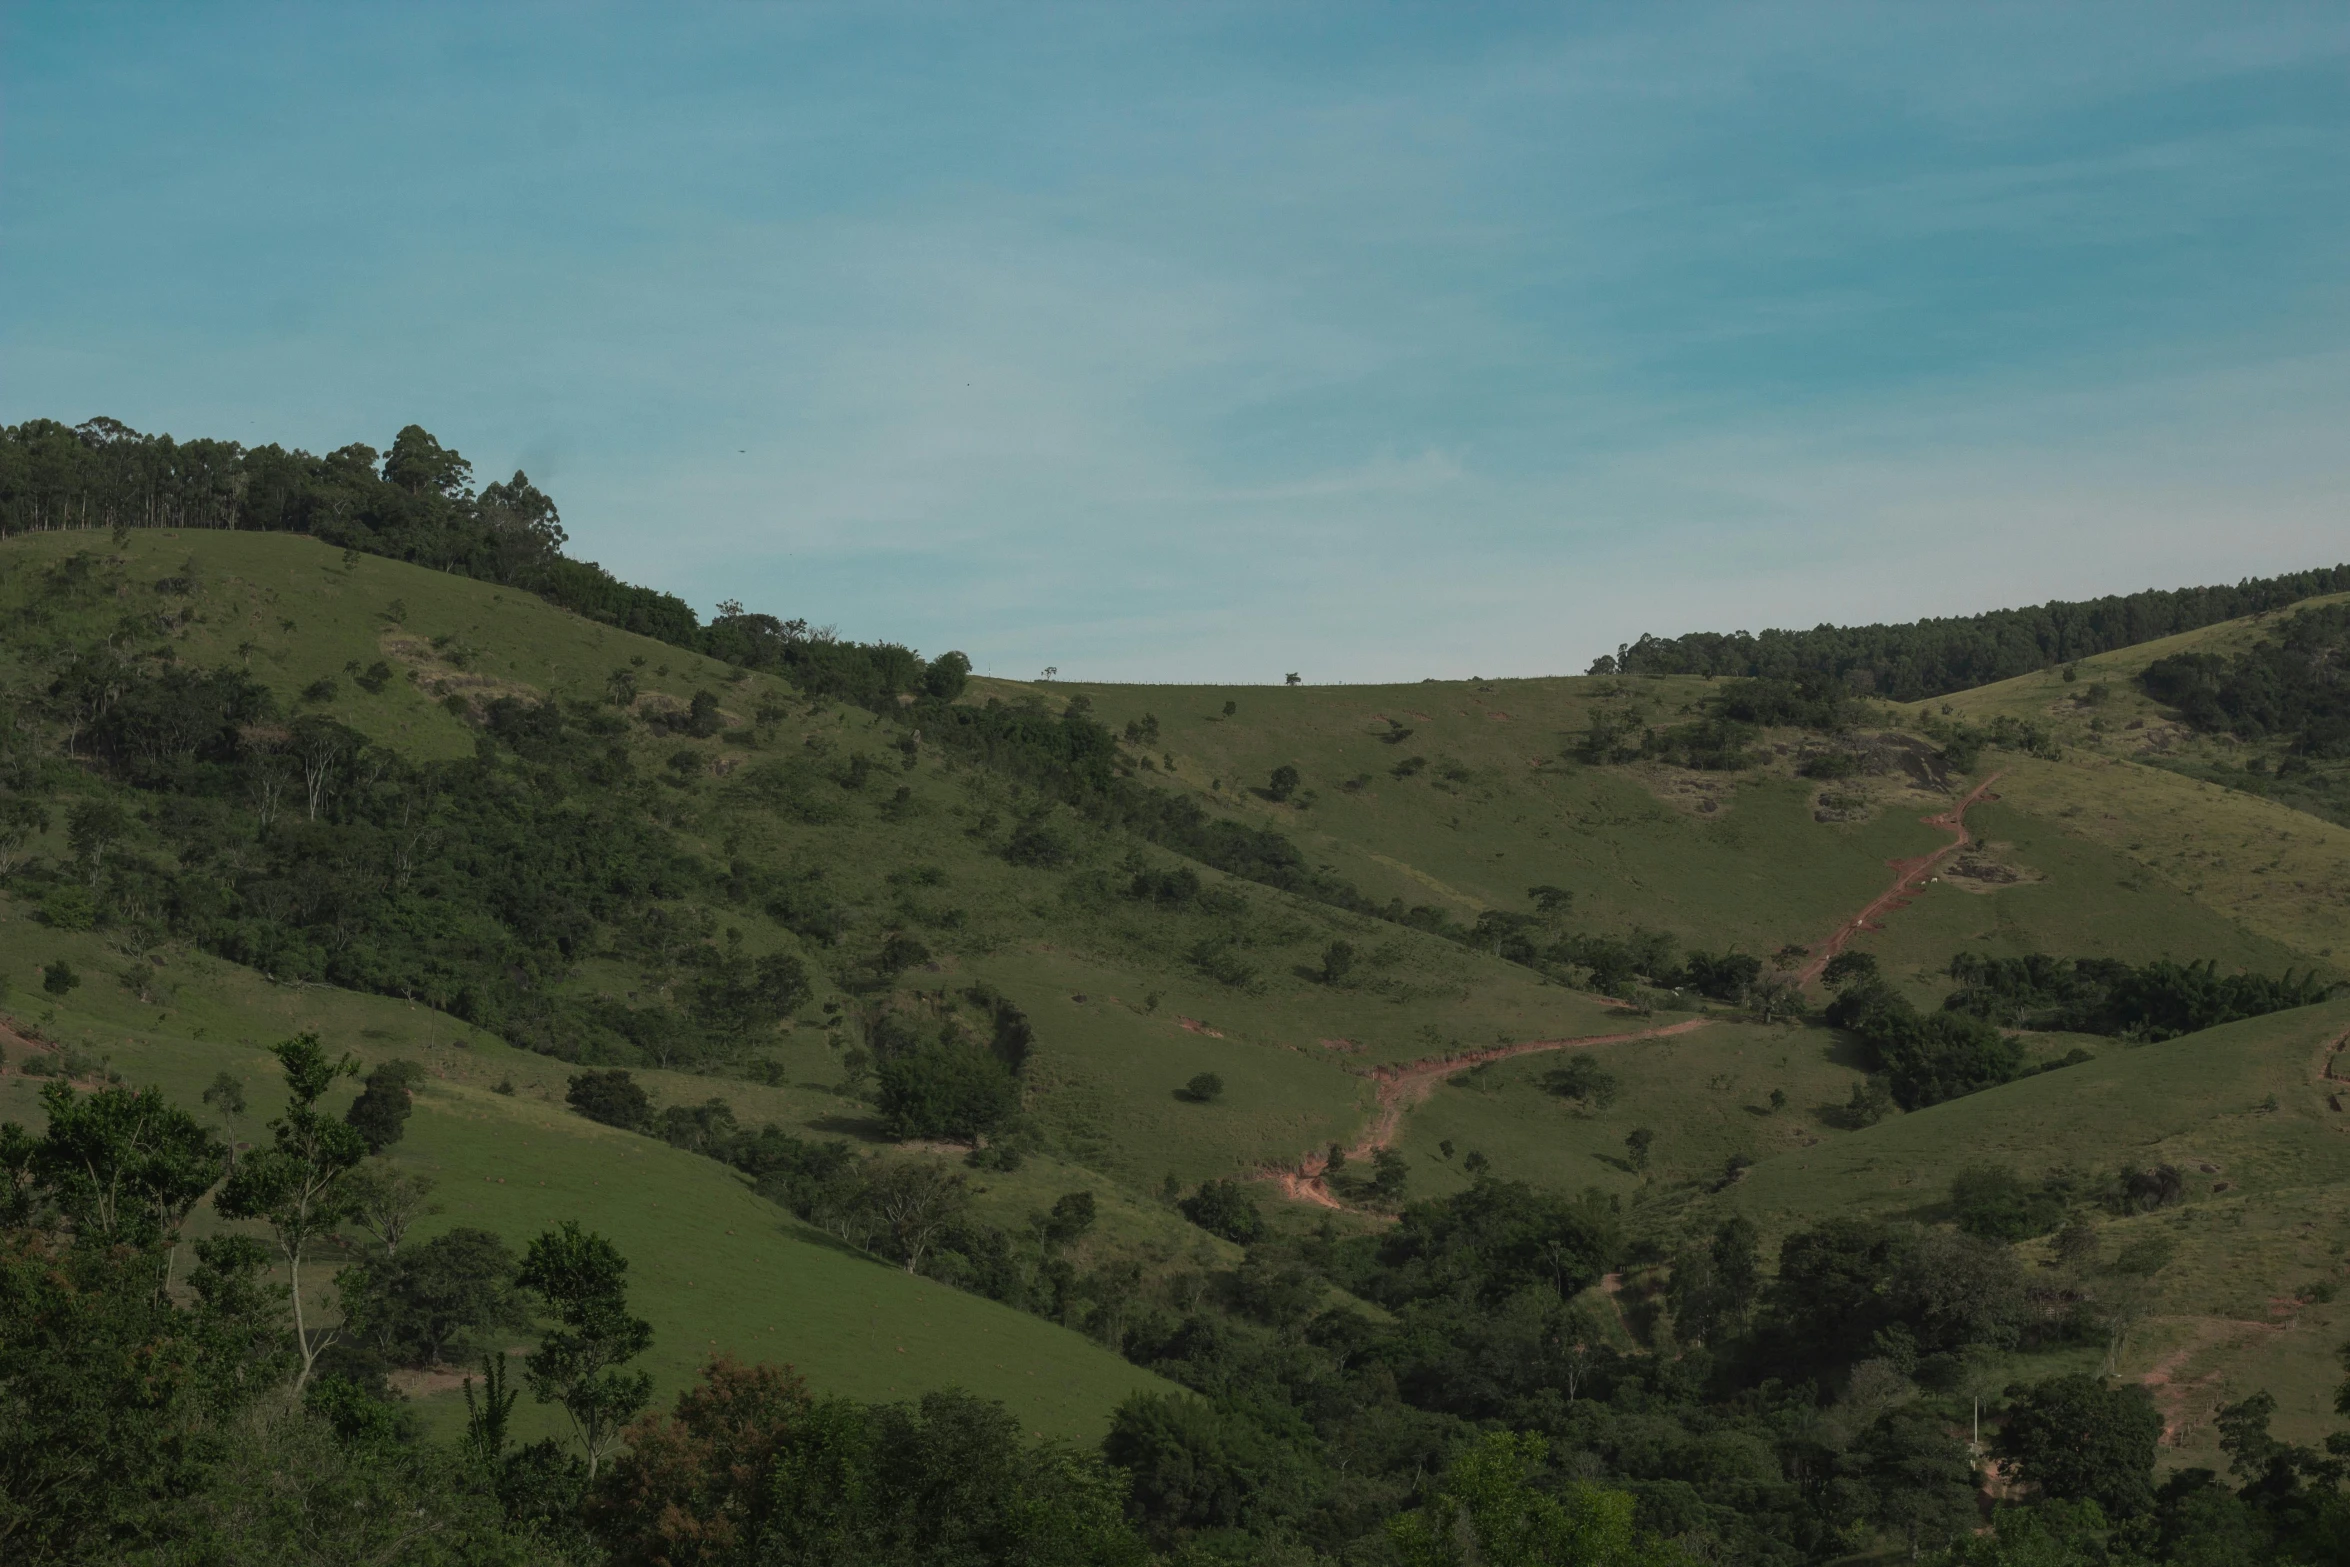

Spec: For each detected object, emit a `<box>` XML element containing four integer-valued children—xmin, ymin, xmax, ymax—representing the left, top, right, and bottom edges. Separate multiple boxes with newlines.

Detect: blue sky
<box><xmin>4</xmin><ymin>3</ymin><xmax>2346</xmax><ymax>681</ymax></box>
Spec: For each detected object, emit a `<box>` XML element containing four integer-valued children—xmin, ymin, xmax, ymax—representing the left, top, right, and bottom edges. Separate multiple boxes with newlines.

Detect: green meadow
<box><xmin>6</xmin><ymin>526</ymin><xmax>2350</xmax><ymax>1474</ymax></box>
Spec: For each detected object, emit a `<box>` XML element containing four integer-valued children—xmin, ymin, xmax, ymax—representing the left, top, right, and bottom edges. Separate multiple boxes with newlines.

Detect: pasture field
<box><xmin>8</xmin><ymin>527</ymin><xmax>2350</xmax><ymax>1470</ymax></box>
<box><xmin>1833</xmin><ymin>799</ymin><xmax>2319</xmax><ymax>1006</ymax></box>
<box><xmin>0</xmin><ymin>904</ymin><xmax>1170</xmax><ymax>1443</ymax></box>
<box><xmin>1034</xmin><ymin>674</ymin><xmax>1958</xmax><ymax>958</ymax></box>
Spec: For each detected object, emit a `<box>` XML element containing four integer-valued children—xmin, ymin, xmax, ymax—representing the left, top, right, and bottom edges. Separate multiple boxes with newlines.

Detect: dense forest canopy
<box><xmin>1595</xmin><ymin>568</ymin><xmax>2350</xmax><ymax>701</ymax></box>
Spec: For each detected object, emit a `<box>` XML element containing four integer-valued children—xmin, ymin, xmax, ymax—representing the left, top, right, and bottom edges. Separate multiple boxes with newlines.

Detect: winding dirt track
<box><xmin>1794</xmin><ymin>772</ymin><xmax>2004</xmax><ymax>987</ymax></box>
<box><xmin>1261</xmin><ymin>774</ymin><xmax>2010</xmax><ymax>1211</ymax></box>
<box><xmin>1268</xmin><ymin>1018</ymin><xmax>1712</xmax><ymax>1209</ymax></box>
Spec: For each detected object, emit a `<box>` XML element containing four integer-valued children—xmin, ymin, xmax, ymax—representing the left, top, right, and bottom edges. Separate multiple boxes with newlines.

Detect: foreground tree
<box><xmin>214</xmin><ymin>1034</ymin><xmax>365</xmax><ymax>1390</ymax></box>
<box><xmin>592</xmin><ymin>1358</ymin><xmax>1145</xmax><ymax>1566</ymax></box>
<box><xmin>2000</xmin><ymin>1372</ymin><xmax>2163</xmax><ymax>1518</ymax></box>
<box><xmin>0</xmin><ymin>1225</ymin><xmax>284</xmax><ymax>1559</ymax></box>
<box><xmin>343</xmin><ymin>1159</ymin><xmax>440</xmax><ymax>1256</ymax></box>
<box><xmin>0</xmin><ymin>1072</ymin><xmax>558</xmax><ymax>1563</ymax></box>
<box><xmin>343</xmin><ymin>1225</ymin><xmax>530</xmax><ymax>1369</ymax></box>
<box><xmin>27</xmin><ymin>1080</ymin><xmax>224</xmax><ymax>1250</ymax></box>
<box><xmin>518</xmin><ymin>1220</ymin><xmax>655</xmax><ymax>1478</ymax></box>
<box><xmin>1389</xmin><ymin>1431</ymin><xmax>1681</xmax><ymax>1566</ymax></box>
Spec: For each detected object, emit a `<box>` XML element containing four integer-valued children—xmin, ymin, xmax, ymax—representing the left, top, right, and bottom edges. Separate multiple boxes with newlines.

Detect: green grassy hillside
<box><xmin>1025</xmin><ymin>674</ymin><xmax>1955</xmax><ymax>959</ymax></box>
<box><xmin>1898</xmin><ymin>594</ymin><xmax>2350</xmax><ymax>964</ymax></box>
<box><xmin>0</xmin><ymin>910</ymin><xmax>1169</xmax><ymax>1442</ymax></box>
<box><xmin>1725</xmin><ymin>997</ymin><xmax>2350</xmax><ymax>1462</ymax></box>
<box><xmin>9</xmin><ymin>527</ymin><xmax>2350</xmax><ymax>1474</ymax></box>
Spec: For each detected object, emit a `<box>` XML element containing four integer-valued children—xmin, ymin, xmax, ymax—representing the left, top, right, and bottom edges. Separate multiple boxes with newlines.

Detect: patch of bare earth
<box><xmin>380</xmin><ymin>632</ymin><xmax>542</xmax><ymax>715</ymax></box>
<box><xmin>1940</xmin><ymin>841</ymin><xmax>2043</xmax><ymax>894</ymax></box>
<box><xmin>2137</xmin><ymin>1316</ymin><xmax>2286</xmax><ymax>1445</ymax></box>
<box><xmin>388</xmin><ymin>1348</ymin><xmax>535</xmax><ymax>1401</ymax></box>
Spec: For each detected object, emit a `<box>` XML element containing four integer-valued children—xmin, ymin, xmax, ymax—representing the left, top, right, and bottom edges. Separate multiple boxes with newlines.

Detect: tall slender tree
<box><xmin>215</xmin><ymin>1034</ymin><xmax>364</xmax><ymax>1390</ymax></box>
<box><xmin>517</xmin><ymin>1221</ymin><xmax>655</xmax><ymax>1478</ymax></box>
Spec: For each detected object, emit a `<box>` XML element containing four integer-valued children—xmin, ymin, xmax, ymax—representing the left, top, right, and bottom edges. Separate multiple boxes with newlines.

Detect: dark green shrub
<box><xmin>874</xmin><ymin>1042</ymin><xmax>1020</xmax><ymax>1142</ymax></box>
<box><xmin>1178</xmin><ymin>1179</ymin><xmax>1267</xmax><ymax>1244</ymax></box>
<box><xmin>565</xmin><ymin>1070</ymin><xmax>651</xmax><ymax>1132</ymax></box>
<box><xmin>1948</xmin><ymin>1164</ymin><xmax>2066</xmax><ymax>1241</ymax></box>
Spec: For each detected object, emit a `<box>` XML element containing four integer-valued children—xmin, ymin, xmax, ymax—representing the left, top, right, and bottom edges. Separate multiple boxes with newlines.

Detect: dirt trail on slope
<box><xmin>1265</xmin><ymin>774</ymin><xmax>1998</xmax><ymax>1211</ymax></box>
<box><xmin>1268</xmin><ymin>1018</ymin><xmax>1711</xmax><ymax>1209</ymax></box>
<box><xmin>2138</xmin><ymin>1315</ymin><xmax>2286</xmax><ymax>1444</ymax></box>
<box><xmin>1796</xmin><ymin>772</ymin><xmax>2004</xmax><ymax>987</ymax></box>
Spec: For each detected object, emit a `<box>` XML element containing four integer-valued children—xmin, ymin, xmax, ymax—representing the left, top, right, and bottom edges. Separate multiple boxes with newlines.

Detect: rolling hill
<box><xmin>6</xmin><ymin>510</ymin><xmax>2350</xmax><ymax>1556</ymax></box>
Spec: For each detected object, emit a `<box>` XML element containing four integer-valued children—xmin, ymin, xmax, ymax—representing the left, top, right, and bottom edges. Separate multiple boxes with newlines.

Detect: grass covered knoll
<box><xmin>1385</xmin><ymin>1018</ymin><xmax>1873</xmax><ymax>1203</ymax></box>
<box><xmin>1824</xmin><ymin>797</ymin><xmax>2326</xmax><ymax>1010</ymax></box>
<box><xmin>1721</xmin><ymin>997</ymin><xmax>2350</xmax><ymax>1461</ymax></box>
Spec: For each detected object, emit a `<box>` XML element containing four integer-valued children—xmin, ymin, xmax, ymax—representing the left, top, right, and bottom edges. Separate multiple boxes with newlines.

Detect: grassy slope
<box><xmin>1388</xmin><ymin>1018</ymin><xmax>1873</xmax><ymax>1202</ymax></box>
<box><xmin>1901</xmin><ymin>596</ymin><xmax>2350</xmax><ymax>969</ymax></box>
<box><xmin>1725</xmin><ymin>998</ymin><xmax>2350</xmax><ymax>1460</ymax></box>
<box><xmin>13</xmin><ymin>531</ymin><xmax>2349</xmax><ymax>1462</ymax></box>
<box><xmin>1842</xmin><ymin>798</ymin><xmax>2318</xmax><ymax>1008</ymax></box>
<box><xmin>1028</xmin><ymin>675</ymin><xmax>1956</xmax><ymax>958</ymax></box>
<box><xmin>0</xmin><ymin>530</ymin><xmax>1620</xmax><ymax>1170</ymax></box>
<box><xmin>0</xmin><ymin>913</ymin><xmax>1169</xmax><ymax>1443</ymax></box>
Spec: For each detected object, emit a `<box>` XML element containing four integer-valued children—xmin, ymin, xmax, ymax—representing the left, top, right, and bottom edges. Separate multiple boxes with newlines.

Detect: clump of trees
<box><xmin>592</xmin><ymin>1361</ymin><xmax>1144</xmax><ymax>1566</ymax></box>
<box><xmin>345</xmin><ymin>1059</ymin><xmax>427</xmax><ymax>1153</ymax></box>
<box><xmin>2143</xmin><ymin>601</ymin><xmax>2350</xmax><ymax>756</ymax></box>
<box><xmin>567</xmin><ymin>1069</ymin><xmax>653</xmax><ymax>1131</ymax></box>
<box><xmin>1178</xmin><ymin>1179</ymin><xmax>1268</xmax><ymax>1244</ymax></box>
<box><xmin>1944</xmin><ymin>950</ymin><xmax>2339</xmax><ymax>1039</ymax></box>
<box><xmin>1823</xmin><ymin>952</ymin><xmax>2025</xmax><ymax>1109</ymax></box>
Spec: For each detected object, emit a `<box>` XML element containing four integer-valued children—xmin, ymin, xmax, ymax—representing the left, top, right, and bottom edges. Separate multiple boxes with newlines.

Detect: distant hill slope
<box><xmin>1601</xmin><ymin>565</ymin><xmax>2350</xmax><ymax>699</ymax></box>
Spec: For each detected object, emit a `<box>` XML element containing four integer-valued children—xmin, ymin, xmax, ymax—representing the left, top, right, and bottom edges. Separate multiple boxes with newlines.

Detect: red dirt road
<box><xmin>1795</xmin><ymin>773</ymin><xmax>2003</xmax><ymax>987</ymax></box>
<box><xmin>1263</xmin><ymin>772</ymin><xmax>2002</xmax><ymax>1212</ymax></box>
<box><xmin>1269</xmin><ymin>1018</ymin><xmax>1711</xmax><ymax>1209</ymax></box>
